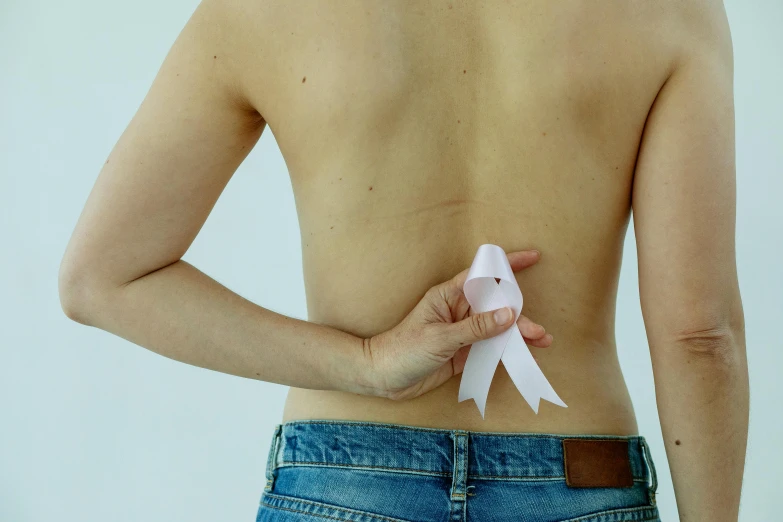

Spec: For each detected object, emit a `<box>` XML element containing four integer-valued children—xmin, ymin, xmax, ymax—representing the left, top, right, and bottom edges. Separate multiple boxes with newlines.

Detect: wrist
<box><xmin>340</xmin><ymin>335</ymin><xmax>387</xmax><ymax>398</ymax></box>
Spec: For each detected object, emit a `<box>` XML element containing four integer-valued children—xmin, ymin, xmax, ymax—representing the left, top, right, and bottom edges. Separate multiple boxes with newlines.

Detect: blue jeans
<box><xmin>255</xmin><ymin>420</ymin><xmax>660</xmax><ymax>522</ymax></box>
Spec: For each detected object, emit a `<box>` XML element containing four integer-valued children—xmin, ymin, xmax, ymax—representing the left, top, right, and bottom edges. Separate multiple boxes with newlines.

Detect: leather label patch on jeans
<box><xmin>562</xmin><ymin>439</ymin><xmax>634</xmax><ymax>488</ymax></box>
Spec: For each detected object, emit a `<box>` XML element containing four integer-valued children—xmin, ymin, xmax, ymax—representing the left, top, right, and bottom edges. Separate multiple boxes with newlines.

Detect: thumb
<box><xmin>440</xmin><ymin>307</ymin><xmax>515</xmax><ymax>351</ymax></box>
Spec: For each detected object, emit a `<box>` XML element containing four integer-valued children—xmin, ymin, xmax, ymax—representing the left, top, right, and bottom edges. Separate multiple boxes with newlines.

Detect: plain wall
<box><xmin>1</xmin><ymin>1</ymin><xmax>781</xmax><ymax>520</ymax></box>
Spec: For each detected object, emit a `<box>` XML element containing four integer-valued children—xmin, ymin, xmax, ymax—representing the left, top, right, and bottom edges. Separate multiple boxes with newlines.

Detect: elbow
<box><xmin>669</xmin><ymin>322</ymin><xmax>746</xmax><ymax>366</ymax></box>
<box><xmin>646</xmin><ymin>283</ymin><xmax>747</xmax><ymax>367</ymax></box>
<box><xmin>58</xmin><ymin>259</ymin><xmax>99</xmax><ymax>325</ymax></box>
<box><xmin>58</xmin><ymin>274</ymin><xmax>89</xmax><ymax>324</ymax></box>
<box><xmin>59</xmin><ymin>291</ymin><xmax>88</xmax><ymax>325</ymax></box>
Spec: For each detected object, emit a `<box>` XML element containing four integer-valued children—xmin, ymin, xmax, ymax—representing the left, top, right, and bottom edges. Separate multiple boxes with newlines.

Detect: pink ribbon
<box><xmin>457</xmin><ymin>244</ymin><xmax>567</xmax><ymax>417</ymax></box>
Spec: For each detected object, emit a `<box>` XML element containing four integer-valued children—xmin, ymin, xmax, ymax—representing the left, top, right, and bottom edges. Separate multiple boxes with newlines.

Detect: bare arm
<box><xmin>632</xmin><ymin>2</ymin><xmax>748</xmax><ymax>520</ymax></box>
<box><xmin>57</xmin><ymin>0</ymin><xmax>551</xmax><ymax>401</ymax></box>
<box><xmin>57</xmin><ymin>0</ymin><xmax>374</xmax><ymax>395</ymax></box>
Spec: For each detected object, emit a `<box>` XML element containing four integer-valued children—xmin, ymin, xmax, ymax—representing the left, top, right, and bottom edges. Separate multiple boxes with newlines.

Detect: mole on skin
<box><xmin>675</xmin><ymin>439</ymin><xmax>681</xmax><ymax>445</ymax></box>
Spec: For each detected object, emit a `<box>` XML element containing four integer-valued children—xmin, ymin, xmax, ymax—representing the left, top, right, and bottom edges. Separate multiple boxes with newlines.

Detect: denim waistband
<box><xmin>266</xmin><ymin>419</ymin><xmax>657</xmax><ymax>485</ymax></box>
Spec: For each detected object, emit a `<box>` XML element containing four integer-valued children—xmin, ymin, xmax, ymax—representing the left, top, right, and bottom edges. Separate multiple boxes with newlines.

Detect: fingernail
<box><xmin>493</xmin><ymin>307</ymin><xmax>511</xmax><ymax>324</ymax></box>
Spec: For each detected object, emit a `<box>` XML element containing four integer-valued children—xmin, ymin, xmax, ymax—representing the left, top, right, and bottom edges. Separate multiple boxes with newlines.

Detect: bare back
<box><xmin>226</xmin><ymin>0</ymin><xmax>680</xmax><ymax>434</ymax></box>
<box><xmin>59</xmin><ymin>0</ymin><xmax>744</xmax><ymax>514</ymax></box>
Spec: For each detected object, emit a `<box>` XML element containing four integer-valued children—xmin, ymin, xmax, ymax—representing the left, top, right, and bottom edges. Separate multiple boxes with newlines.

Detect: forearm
<box><xmin>62</xmin><ymin>259</ymin><xmax>376</xmax><ymax>395</ymax></box>
<box><xmin>650</xmin><ymin>331</ymin><xmax>749</xmax><ymax>522</ymax></box>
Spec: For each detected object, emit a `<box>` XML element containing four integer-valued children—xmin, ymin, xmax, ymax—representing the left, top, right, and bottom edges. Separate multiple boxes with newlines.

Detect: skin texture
<box><xmin>59</xmin><ymin>0</ymin><xmax>748</xmax><ymax>519</ymax></box>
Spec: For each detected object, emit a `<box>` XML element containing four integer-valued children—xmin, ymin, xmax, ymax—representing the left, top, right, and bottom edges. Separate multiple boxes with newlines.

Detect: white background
<box><xmin>1</xmin><ymin>1</ymin><xmax>781</xmax><ymax>520</ymax></box>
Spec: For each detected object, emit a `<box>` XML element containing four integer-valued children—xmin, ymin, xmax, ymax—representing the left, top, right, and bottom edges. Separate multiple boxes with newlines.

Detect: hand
<box><xmin>363</xmin><ymin>249</ymin><xmax>552</xmax><ymax>401</ymax></box>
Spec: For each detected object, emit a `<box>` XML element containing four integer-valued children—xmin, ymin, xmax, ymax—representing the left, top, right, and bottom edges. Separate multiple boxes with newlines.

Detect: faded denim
<box><xmin>255</xmin><ymin>420</ymin><xmax>660</xmax><ymax>522</ymax></box>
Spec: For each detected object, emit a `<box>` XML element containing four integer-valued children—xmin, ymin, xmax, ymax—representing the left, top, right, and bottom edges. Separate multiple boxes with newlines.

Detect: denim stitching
<box><xmin>262</xmin><ymin>492</ymin><xmax>410</xmax><ymax>522</ymax></box>
<box><xmin>639</xmin><ymin>438</ymin><xmax>658</xmax><ymax>507</ymax></box>
<box><xmin>450</xmin><ymin>432</ymin><xmax>468</xmax><ymax>500</ymax></box>
<box><xmin>274</xmin><ymin>462</ymin><xmax>649</xmax><ymax>482</ymax></box>
<box><xmin>556</xmin><ymin>504</ymin><xmax>659</xmax><ymax>522</ymax></box>
<box><xmin>278</xmin><ymin>460</ymin><xmax>451</xmax><ymax>476</ymax></box>
<box><xmin>274</xmin><ymin>466</ymin><xmax>650</xmax><ymax>483</ymax></box>
<box><xmin>262</xmin><ymin>503</ymin><xmax>351</xmax><ymax>522</ymax></box>
<box><xmin>466</xmin><ymin>475</ymin><xmax>649</xmax><ymax>482</ymax></box>
<box><xmin>450</xmin><ymin>431</ymin><xmax>458</xmax><ymax>496</ymax></box>
<box><xmin>563</xmin><ymin>513</ymin><xmax>661</xmax><ymax>522</ymax></box>
<box><xmin>263</xmin><ymin>424</ymin><xmax>282</xmax><ymax>492</ymax></box>
<box><xmin>559</xmin><ymin>511</ymin><xmax>659</xmax><ymax>521</ymax></box>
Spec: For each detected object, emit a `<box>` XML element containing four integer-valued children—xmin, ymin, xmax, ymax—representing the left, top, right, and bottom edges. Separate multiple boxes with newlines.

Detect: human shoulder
<box><xmin>668</xmin><ymin>0</ymin><xmax>733</xmax><ymax>71</ymax></box>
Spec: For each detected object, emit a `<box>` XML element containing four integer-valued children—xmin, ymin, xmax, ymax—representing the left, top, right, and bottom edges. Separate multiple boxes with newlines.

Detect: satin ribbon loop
<box><xmin>457</xmin><ymin>244</ymin><xmax>568</xmax><ymax>417</ymax></box>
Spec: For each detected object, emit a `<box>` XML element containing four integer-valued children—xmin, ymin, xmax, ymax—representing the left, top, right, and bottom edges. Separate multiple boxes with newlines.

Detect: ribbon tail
<box><xmin>457</xmin><ymin>333</ymin><xmax>508</xmax><ymax>418</ymax></box>
<box><xmin>501</xmin><ymin>328</ymin><xmax>567</xmax><ymax>414</ymax></box>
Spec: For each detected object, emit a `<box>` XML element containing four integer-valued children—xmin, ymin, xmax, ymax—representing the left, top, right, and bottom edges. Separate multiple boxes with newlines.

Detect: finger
<box><xmin>438</xmin><ymin>306</ymin><xmax>515</xmax><ymax>352</ymax></box>
<box><xmin>517</xmin><ymin>314</ymin><xmax>546</xmax><ymax>340</ymax></box>
<box><xmin>525</xmin><ymin>333</ymin><xmax>554</xmax><ymax>348</ymax></box>
<box><xmin>449</xmin><ymin>249</ymin><xmax>541</xmax><ymax>291</ymax></box>
<box><xmin>507</xmin><ymin>249</ymin><xmax>542</xmax><ymax>273</ymax></box>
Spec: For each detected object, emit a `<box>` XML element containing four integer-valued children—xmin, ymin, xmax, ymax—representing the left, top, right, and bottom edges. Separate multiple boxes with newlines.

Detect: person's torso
<box><xmin>236</xmin><ymin>0</ymin><xmax>682</xmax><ymax>433</ymax></box>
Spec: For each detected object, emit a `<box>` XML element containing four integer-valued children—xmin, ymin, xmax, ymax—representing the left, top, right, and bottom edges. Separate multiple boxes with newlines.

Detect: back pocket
<box><xmin>258</xmin><ymin>491</ymin><xmax>413</xmax><ymax>522</ymax></box>
<box><xmin>261</xmin><ymin>464</ymin><xmax>449</xmax><ymax>522</ymax></box>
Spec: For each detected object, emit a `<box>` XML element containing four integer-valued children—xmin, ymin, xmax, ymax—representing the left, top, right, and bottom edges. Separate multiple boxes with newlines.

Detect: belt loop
<box><xmin>264</xmin><ymin>424</ymin><xmax>283</xmax><ymax>492</ymax></box>
<box><xmin>640</xmin><ymin>437</ymin><xmax>658</xmax><ymax>506</ymax></box>
<box><xmin>450</xmin><ymin>431</ymin><xmax>469</xmax><ymax>501</ymax></box>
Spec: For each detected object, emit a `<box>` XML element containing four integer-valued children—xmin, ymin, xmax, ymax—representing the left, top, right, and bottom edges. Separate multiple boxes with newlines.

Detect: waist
<box><xmin>282</xmin><ymin>359</ymin><xmax>639</xmax><ymax>434</ymax></box>
<box><xmin>267</xmin><ymin>419</ymin><xmax>656</xmax><ymax>484</ymax></box>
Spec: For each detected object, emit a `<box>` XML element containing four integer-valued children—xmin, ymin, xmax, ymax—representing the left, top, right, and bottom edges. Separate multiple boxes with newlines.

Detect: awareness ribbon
<box><xmin>457</xmin><ymin>244</ymin><xmax>568</xmax><ymax>417</ymax></box>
